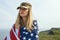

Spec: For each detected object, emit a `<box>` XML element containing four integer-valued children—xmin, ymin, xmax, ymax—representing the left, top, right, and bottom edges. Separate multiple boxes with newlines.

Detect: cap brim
<box><xmin>17</xmin><ymin>6</ymin><xmax>29</xmax><ymax>9</ymax></box>
<box><xmin>17</xmin><ymin>7</ymin><xmax>20</xmax><ymax>9</ymax></box>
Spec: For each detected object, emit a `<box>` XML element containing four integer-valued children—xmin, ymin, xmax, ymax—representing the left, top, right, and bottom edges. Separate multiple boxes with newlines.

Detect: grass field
<box><xmin>39</xmin><ymin>28</ymin><xmax>60</xmax><ymax>40</ymax></box>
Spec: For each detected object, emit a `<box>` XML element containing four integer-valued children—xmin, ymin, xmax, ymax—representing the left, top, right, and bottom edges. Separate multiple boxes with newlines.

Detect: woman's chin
<box><xmin>20</xmin><ymin>15</ymin><xmax>26</xmax><ymax>17</ymax></box>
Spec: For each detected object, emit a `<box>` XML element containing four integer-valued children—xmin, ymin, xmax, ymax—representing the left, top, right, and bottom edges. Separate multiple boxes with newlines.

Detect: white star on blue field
<box><xmin>0</xmin><ymin>0</ymin><xmax>60</xmax><ymax>32</ymax></box>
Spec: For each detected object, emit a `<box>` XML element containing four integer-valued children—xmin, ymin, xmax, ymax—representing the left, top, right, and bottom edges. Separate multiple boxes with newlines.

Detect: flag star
<box><xmin>34</xmin><ymin>22</ymin><xmax>37</xmax><ymax>25</ymax></box>
<box><xmin>30</xmin><ymin>33</ymin><xmax>34</xmax><ymax>37</ymax></box>
<box><xmin>35</xmin><ymin>35</ymin><xmax>38</xmax><ymax>38</ymax></box>
<box><xmin>24</xmin><ymin>27</ymin><xmax>26</xmax><ymax>30</ymax></box>
<box><xmin>23</xmin><ymin>37</ymin><xmax>26</xmax><ymax>40</ymax></box>
<box><xmin>23</xmin><ymin>31</ymin><xmax>26</xmax><ymax>33</ymax></box>
<box><xmin>25</xmin><ymin>32</ymin><xmax>28</xmax><ymax>35</ymax></box>
<box><xmin>28</xmin><ymin>38</ymin><xmax>31</xmax><ymax>40</ymax></box>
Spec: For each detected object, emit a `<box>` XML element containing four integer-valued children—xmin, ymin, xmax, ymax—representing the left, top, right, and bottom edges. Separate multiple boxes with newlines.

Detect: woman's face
<box><xmin>19</xmin><ymin>7</ymin><xmax>29</xmax><ymax>17</ymax></box>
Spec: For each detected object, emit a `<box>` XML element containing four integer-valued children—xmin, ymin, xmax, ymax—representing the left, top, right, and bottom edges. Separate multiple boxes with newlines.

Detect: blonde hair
<box><xmin>15</xmin><ymin>2</ymin><xmax>33</xmax><ymax>32</ymax></box>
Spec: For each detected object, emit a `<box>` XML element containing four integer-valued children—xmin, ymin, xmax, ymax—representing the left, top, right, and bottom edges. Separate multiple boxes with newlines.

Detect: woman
<box><xmin>4</xmin><ymin>2</ymin><xmax>39</xmax><ymax>40</ymax></box>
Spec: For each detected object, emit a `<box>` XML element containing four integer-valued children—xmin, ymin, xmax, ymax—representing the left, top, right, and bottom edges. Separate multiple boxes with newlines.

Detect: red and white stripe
<box><xmin>4</xmin><ymin>24</ymin><xmax>20</xmax><ymax>40</ymax></box>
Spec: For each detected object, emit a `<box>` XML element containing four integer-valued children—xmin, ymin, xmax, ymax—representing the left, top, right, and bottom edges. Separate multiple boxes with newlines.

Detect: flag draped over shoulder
<box><xmin>4</xmin><ymin>24</ymin><xmax>20</xmax><ymax>40</ymax></box>
<box><xmin>4</xmin><ymin>20</ymin><xmax>39</xmax><ymax>40</ymax></box>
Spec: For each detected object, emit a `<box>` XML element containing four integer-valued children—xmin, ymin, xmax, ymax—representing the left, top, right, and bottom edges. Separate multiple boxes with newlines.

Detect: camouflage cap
<box><xmin>17</xmin><ymin>2</ymin><xmax>32</xmax><ymax>9</ymax></box>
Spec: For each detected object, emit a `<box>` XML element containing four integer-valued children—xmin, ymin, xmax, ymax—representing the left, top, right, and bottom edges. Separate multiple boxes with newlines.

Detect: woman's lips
<box><xmin>21</xmin><ymin>12</ymin><xmax>25</xmax><ymax>14</ymax></box>
<box><xmin>21</xmin><ymin>13</ymin><xmax>24</xmax><ymax>14</ymax></box>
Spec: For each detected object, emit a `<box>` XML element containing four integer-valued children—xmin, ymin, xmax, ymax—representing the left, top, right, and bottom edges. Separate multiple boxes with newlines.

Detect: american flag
<box><xmin>4</xmin><ymin>20</ymin><xmax>39</xmax><ymax>40</ymax></box>
<box><xmin>20</xmin><ymin>20</ymin><xmax>39</xmax><ymax>40</ymax></box>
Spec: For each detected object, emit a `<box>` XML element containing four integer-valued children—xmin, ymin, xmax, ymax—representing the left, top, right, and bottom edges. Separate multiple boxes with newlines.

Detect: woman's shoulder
<box><xmin>32</xmin><ymin>20</ymin><xmax>39</xmax><ymax>33</ymax></box>
<box><xmin>33</xmin><ymin>20</ymin><xmax>38</xmax><ymax>26</ymax></box>
<box><xmin>32</xmin><ymin>20</ymin><xmax>38</xmax><ymax>30</ymax></box>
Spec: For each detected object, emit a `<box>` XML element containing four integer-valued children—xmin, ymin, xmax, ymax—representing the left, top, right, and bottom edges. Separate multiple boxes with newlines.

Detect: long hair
<box><xmin>15</xmin><ymin>2</ymin><xmax>33</xmax><ymax>32</ymax></box>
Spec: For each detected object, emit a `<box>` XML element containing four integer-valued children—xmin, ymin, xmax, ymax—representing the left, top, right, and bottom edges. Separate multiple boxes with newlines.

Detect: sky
<box><xmin>0</xmin><ymin>0</ymin><xmax>60</xmax><ymax>32</ymax></box>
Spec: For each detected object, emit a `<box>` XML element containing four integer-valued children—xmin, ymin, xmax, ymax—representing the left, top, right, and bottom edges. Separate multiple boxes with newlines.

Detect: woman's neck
<box><xmin>22</xmin><ymin>17</ymin><xmax>27</xmax><ymax>25</ymax></box>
